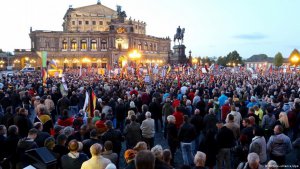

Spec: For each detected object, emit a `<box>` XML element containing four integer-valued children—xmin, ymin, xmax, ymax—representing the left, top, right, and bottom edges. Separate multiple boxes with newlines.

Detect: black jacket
<box><xmin>216</xmin><ymin>126</ymin><xmax>235</xmax><ymax>149</ymax></box>
<box><xmin>102</xmin><ymin>129</ymin><xmax>124</xmax><ymax>154</ymax></box>
<box><xmin>61</xmin><ymin>153</ymin><xmax>88</xmax><ymax>169</ymax></box>
<box><xmin>178</xmin><ymin>122</ymin><xmax>196</xmax><ymax>143</ymax></box>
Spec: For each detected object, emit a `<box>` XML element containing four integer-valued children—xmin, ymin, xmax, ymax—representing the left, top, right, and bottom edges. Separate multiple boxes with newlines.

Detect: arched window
<box><xmin>138</xmin><ymin>42</ymin><xmax>142</xmax><ymax>50</ymax></box>
<box><xmin>149</xmin><ymin>43</ymin><xmax>153</xmax><ymax>51</ymax></box>
<box><xmin>81</xmin><ymin>39</ymin><xmax>87</xmax><ymax>50</ymax></box>
<box><xmin>101</xmin><ymin>40</ymin><xmax>107</xmax><ymax>49</ymax></box>
<box><xmin>91</xmin><ymin>39</ymin><xmax>97</xmax><ymax>50</ymax></box>
<box><xmin>71</xmin><ymin>39</ymin><xmax>77</xmax><ymax>50</ymax></box>
<box><xmin>62</xmin><ymin>39</ymin><xmax>68</xmax><ymax>50</ymax></box>
<box><xmin>144</xmin><ymin>42</ymin><xmax>148</xmax><ymax>50</ymax></box>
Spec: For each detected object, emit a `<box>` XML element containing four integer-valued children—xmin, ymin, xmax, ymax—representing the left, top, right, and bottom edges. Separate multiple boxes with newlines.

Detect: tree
<box><xmin>274</xmin><ymin>52</ymin><xmax>284</xmax><ymax>67</ymax></box>
<box><xmin>217</xmin><ymin>56</ymin><xmax>227</xmax><ymax>66</ymax></box>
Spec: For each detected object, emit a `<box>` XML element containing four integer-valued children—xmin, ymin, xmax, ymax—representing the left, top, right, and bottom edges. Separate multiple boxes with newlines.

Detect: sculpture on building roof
<box><xmin>116</xmin><ymin>5</ymin><xmax>127</xmax><ymax>18</ymax></box>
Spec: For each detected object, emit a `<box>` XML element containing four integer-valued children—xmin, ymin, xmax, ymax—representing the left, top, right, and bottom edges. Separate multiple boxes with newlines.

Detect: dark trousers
<box><xmin>142</xmin><ymin>136</ymin><xmax>154</xmax><ymax>149</ymax></box>
<box><xmin>270</xmin><ymin>154</ymin><xmax>285</xmax><ymax>166</ymax></box>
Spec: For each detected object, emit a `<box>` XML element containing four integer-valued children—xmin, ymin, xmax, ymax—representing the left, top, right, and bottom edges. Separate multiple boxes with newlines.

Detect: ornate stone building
<box><xmin>15</xmin><ymin>2</ymin><xmax>170</xmax><ymax>69</ymax></box>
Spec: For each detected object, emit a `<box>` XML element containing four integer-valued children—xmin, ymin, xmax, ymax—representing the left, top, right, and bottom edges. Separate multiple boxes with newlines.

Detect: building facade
<box><xmin>14</xmin><ymin>2</ymin><xmax>171</xmax><ymax>69</ymax></box>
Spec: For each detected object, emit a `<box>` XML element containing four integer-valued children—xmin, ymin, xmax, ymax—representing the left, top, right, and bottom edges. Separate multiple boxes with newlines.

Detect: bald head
<box><xmin>90</xmin><ymin>143</ymin><xmax>102</xmax><ymax>156</ymax></box>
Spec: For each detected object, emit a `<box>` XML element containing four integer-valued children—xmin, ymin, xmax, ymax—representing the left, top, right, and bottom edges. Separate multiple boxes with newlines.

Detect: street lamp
<box><xmin>192</xmin><ymin>58</ymin><xmax>198</xmax><ymax>65</ymax></box>
<box><xmin>291</xmin><ymin>55</ymin><xmax>300</xmax><ymax>65</ymax></box>
<box><xmin>129</xmin><ymin>49</ymin><xmax>141</xmax><ymax>68</ymax></box>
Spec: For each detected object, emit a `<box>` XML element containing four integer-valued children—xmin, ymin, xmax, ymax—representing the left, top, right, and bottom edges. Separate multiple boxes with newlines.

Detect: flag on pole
<box><xmin>42</xmin><ymin>68</ymin><xmax>47</xmax><ymax>86</ymax></box>
<box><xmin>167</xmin><ymin>64</ymin><xmax>171</xmax><ymax>74</ymax></box>
<box><xmin>83</xmin><ymin>89</ymin><xmax>97</xmax><ymax>118</ymax></box>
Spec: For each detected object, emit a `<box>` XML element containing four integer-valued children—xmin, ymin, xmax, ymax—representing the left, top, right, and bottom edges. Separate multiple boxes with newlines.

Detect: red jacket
<box><xmin>221</xmin><ymin>104</ymin><xmax>230</xmax><ymax>121</ymax></box>
<box><xmin>173</xmin><ymin>111</ymin><xmax>184</xmax><ymax>129</ymax></box>
<box><xmin>57</xmin><ymin>117</ymin><xmax>74</xmax><ymax>127</ymax></box>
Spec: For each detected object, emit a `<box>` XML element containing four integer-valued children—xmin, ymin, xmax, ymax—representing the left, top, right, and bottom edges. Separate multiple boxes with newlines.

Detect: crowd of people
<box><xmin>0</xmin><ymin>67</ymin><xmax>300</xmax><ymax>169</ymax></box>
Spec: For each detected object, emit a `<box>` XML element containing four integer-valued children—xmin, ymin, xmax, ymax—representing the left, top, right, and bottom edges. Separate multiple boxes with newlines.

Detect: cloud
<box><xmin>233</xmin><ymin>33</ymin><xmax>267</xmax><ymax>40</ymax></box>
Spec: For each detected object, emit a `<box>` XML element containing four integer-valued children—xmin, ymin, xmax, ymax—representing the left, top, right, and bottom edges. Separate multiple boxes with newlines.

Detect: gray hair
<box><xmin>145</xmin><ymin>111</ymin><xmax>151</xmax><ymax>118</ymax></box>
<box><xmin>194</xmin><ymin>151</ymin><xmax>206</xmax><ymax>166</ymax></box>
<box><xmin>167</xmin><ymin>115</ymin><xmax>176</xmax><ymax>123</ymax></box>
<box><xmin>267</xmin><ymin>160</ymin><xmax>278</xmax><ymax>169</ymax></box>
<box><xmin>208</xmin><ymin>108</ymin><xmax>214</xmax><ymax>114</ymax></box>
<box><xmin>63</xmin><ymin>126</ymin><xmax>74</xmax><ymax>137</ymax></box>
<box><xmin>151</xmin><ymin>145</ymin><xmax>163</xmax><ymax>159</ymax></box>
<box><xmin>247</xmin><ymin>152</ymin><xmax>260</xmax><ymax>165</ymax></box>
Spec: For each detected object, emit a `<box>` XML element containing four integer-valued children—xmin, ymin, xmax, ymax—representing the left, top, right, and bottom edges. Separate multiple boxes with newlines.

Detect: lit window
<box><xmin>81</xmin><ymin>40</ymin><xmax>87</xmax><ymax>50</ymax></box>
<box><xmin>62</xmin><ymin>40</ymin><xmax>68</xmax><ymax>50</ymax></box>
<box><xmin>71</xmin><ymin>40</ymin><xmax>77</xmax><ymax>50</ymax></box>
<box><xmin>99</xmin><ymin>21</ymin><xmax>103</xmax><ymax>25</ymax></box>
<box><xmin>91</xmin><ymin>40</ymin><xmax>97</xmax><ymax>50</ymax></box>
<box><xmin>101</xmin><ymin>40</ymin><xmax>107</xmax><ymax>49</ymax></box>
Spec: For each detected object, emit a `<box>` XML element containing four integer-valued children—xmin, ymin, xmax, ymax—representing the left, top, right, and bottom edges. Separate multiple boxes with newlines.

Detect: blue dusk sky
<box><xmin>0</xmin><ymin>0</ymin><xmax>299</xmax><ymax>58</ymax></box>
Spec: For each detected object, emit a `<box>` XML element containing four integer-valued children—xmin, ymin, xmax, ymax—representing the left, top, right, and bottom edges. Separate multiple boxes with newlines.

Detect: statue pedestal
<box><xmin>169</xmin><ymin>45</ymin><xmax>187</xmax><ymax>64</ymax></box>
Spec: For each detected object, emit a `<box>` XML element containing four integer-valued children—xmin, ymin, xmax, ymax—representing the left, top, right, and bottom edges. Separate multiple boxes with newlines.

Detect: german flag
<box><xmin>42</xmin><ymin>68</ymin><xmax>47</xmax><ymax>86</ymax></box>
<box><xmin>84</xmin><ymin>89</ymin><xmax>97</xmax><ymax>118</ymax></box>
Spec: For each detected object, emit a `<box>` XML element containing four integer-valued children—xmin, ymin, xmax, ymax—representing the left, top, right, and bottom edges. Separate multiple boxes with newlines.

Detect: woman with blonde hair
<box><xmin>125</xmin><ymin>110</ymin><xmax>136</xmax><ymax>125</ymax></box>
<box><xmin>133</xmin><ymin>141</ymin><xmax>148</xmax><ymax>152</ymax></box>
<box><xmin>274</xmin><ymin>112</ymin><xmax>289</xmax><ymax>134</ymax></box>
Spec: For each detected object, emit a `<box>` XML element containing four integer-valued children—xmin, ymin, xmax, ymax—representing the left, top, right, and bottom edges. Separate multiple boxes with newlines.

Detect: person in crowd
<box><xmin>178</xmin><ymin>115</ymin><xmax>197</xmax><ymax>166</ymax></box>
<box><xmin>34</xmin><ymin>105</ymin><xmax>53</xmax><ymax>133</ymax></box>
<box><xmin>151</xmin><ymin>145</ymin><xmax>171</xmax><ymax>169</ymax></box>
<box><xmin>57</xmin><ymin>94</ymin><xmax>70</xmax><ymax>116</ymax></box>
<box><xmin>57</xmin><ymin>109</ymin><xmax>74</xmax><ymax>127</ymax></box>
<box><xmin>82</xmin><ymin>129</ymin><xmax>102</xmax><ymax>157</ymax></box>
<box><xmin>133</xmin><ymin>141</ymin><xmax>148</xmax><ymax>152</ymax></box>
<box><xmin>274</xmin><ymin>112</ymin><xmax>289</xmax><ymax>134</ymax></box>
<box><xmin>253</xmin><ymin>105</ymin><xmax>264</xmax><ymax>126</ymax></box>
<box><xmin>215</xmin><ymin>121</ymin><xmax>235</xmax><ymax>169</ymax></box>
<box><xmin>221</xmin><ymin>100</ymin><xmax>230</xmax><ymax>122</ymax></box>
<box><xmin>199</xmin><ymin>128</ymin><xmax>217</xmax><ymax>169</ymax></box>
<box><xmin>249</xmin><ymin>127</ymin><xmax>267</xmax><ymax>164</ymax></box>
<box><xmin>45</xmin><ymin>95</ymin><xmax>56</xmax><ymax>121</ymax></box>
<box><xmin>267</xmin><ymin>125</ymin><xmax>292</xmax><ymax>165</ymax></box>
<box><xmin>162</xmin><ymin>97</ymin><xmax>174</xmax><ymax>137</ymax></box>
<box><xmin>225</xmin><ymin>114</ymin><xmax>240</xmax><ymax>139</ymax></box>
<box><xmin>203</xmin><ymin>108</ymin><xmax>217</xmax><ymax>134</ymax></box>
<box><xmin>102</xmin><ymin>120</ymin><xmax>123</xmax><ymax>165</ymax></box>
<box><xmin>14</xmin><ymin>108</ymin><xmax>33</xmax><ymax>138</ymax></box>
<box><xmin>81</xmin><ymin>143</ymin><xmax>111</xmax><ymax>169</ymax></box>
<box><xmin>101</xmin><ymin>141</ymin><xmax>118</xmax><ymax>166</ymax></box>
<box><xmin>241</xmin><ymin>118</ymin><xmax>254</xmax><ymax>145</ymax></box>
<box><xmin>193</xmin><ymin>151</ymin><xmax>206</xmax><ymax>169</ymax></box>
<box><xmin>266</xmin><ymin>160</ymin><xmax>278</xmax><ymax>169</ymax></box>
<box><xmin>34</xmin><ymin>122</ymin><xmax>51</xmax><ymax>147</ymax></box>
<box><xmin>124</xmin><ymin>149</ymin><xmax>137</xmax><ymax>169</ymax></box>
<box><xmin>69</xmin><ymin>91</ymin><xmax>79</xmax><ymax>116</ymax></box>
<box><xmin>3</xmin><ymin>125</ymin><xmax>19</xmax><ymax>168</ymax></box>
<box><xmin>53</xmin><ymin>134</ymin><xmax>69</xmax><ymax>159</ymax></box>
<box><xmin>190</xmin><ymin>109</ymin><xmax>203</xmax><ymax>152</ymax></box>
<box><xmin>140</xmin><ymin>111</ymin><xmax>155</xmax><ymax>149</ymax></box>
<box><xmin>225</xmin><ymin>105</ymin><xmax>242</xmax><ymax>128</ymax></box>
<box><xmin>166</xmin><ymin>115</ymin><xmax>178</xmax><ymax>165</ymax></box>
<box><xmin>237</xmin><ymin>152</ymin><xmax>265</xmax><ymax>169</ymax></box>
<box><xmin>125</xmin><ymin>110</ymin><xmax>136</xmax><ymax>126</ymax></box>
<box><xmin>124</xmin><ymin>114</ymin><xmax>142</xmax><ymax>149</ymax></box>
<box><xmin>16</xmin><ymin>128</ymin><xmax>39</xmax><ymax>169</ymax></box>
<box><xmin>172</xmin><ymin>106</ymin><xmax>184</xmax><ymax>129</ymax></box>
<box><xmin>92</xmin><ymin>110</ymin><xmax>101</xmax><ymax>124</ymax></box>
<box><xmin>162</xmin><ymin>149</ymin><xmax>173</xmax><ymax>168</ymax></box>
<box><xmin>135</xmin><ymin>150</ymin><xmax>155</xmax><ymax>169</ymax></box>
<box><xmin>61</xmin><ymin>139</ymin><xmax>89</xmax><ymax>169</ymax></box>
<box><xmin>262</xmin><ymin>106</ymin><xmax>276</xmax><ymax>140</ymax></box>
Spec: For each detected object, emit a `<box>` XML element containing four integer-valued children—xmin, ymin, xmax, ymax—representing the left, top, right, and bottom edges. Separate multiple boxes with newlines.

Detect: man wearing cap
<box><xmin>124</xmin><ymin>149</ymin><xmax>137</xmax><ymax>169</ymax></box>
